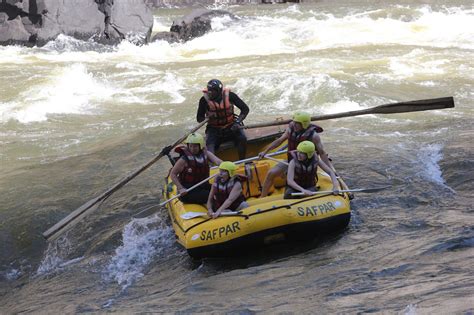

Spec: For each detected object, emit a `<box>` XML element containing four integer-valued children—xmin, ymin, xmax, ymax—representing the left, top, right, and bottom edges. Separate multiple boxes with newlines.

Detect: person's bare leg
<box><xmin>260</xmin><ymin>166</ymin><xmax>284</xmax><ymax>197</ymax></box>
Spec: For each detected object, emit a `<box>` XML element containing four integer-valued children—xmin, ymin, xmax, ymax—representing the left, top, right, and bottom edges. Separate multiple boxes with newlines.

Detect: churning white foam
<box><xmin>3</xmin><ymin>268</ymin><xmax>22</xmax><ymax>281</ymax></box>
<box><xmin>36</xmin><ymin>237</ymin><xmax>84</xmax><ymax>275</ymax></box>
<box><xmin>231</xmin><ymin>72</ymin><xmax>344</xmax><ymax>114</ymax></box>
<box><xmin>104</xmin><ymin>215</ymin><xmax>174</xmax><ymax>290</ymax></box>
<box><xmin>1</xmin><ymin>5</ymin><xmax>472</xmax><ymax>65</ymax></box>
<box><xmin>2</xmin><ymin>64</ymin><xmax>116</xmax><ymax>123</ymax></box>
<box><xmin>416</xmin><ymin>143</ymin><xmax>454</xmax><ymax>192</ymax></box>
<box><xmin>400</xmin><ymin>304</ymin><xmax>418</xmax><ymax>315</ymax></box>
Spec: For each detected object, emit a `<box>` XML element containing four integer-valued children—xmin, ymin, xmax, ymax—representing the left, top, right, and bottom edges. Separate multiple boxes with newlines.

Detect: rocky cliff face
<box><xmin>0</xmin><ymin>0</ymin><xmax>153</xmax><ymax>47</ymax></box>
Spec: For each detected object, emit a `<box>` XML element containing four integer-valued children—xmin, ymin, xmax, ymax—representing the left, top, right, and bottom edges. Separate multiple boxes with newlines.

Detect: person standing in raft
<box><xmin>170</xmin><ymin>133</ymin><xmax>222</xmax><ymax>204</ymax></box>
<box><xmin>258</xmin><ymin>111</ymin><xmax>334</xmax><ymax>197</ymax></box>
<box><xmin>207</xmin><ymin>161</ymin><xmax>249</xmax><ymax>219</ymax></box>
<box><xmin>285</xmin><ymin>141</ymin><xmax>339</xmax><ymax>199</ymax></box>
<box><xmin>197</xmin><ymin>79</ymin><xmax>249</xmax><ymax>160</ymax></box>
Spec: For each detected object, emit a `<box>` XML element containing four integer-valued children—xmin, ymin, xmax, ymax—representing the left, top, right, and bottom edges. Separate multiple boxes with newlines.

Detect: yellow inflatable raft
<box><xmin>163</xmin><ymin>131</ymin><xmax>351</xmax><ymax>258</ymax></box>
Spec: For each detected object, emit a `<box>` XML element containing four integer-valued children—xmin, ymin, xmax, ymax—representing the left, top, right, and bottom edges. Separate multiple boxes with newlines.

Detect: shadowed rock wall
<box><xmin>0</xmin><ymin>0</ymin><xmax>153</xmax><ymax>46</ymax></box>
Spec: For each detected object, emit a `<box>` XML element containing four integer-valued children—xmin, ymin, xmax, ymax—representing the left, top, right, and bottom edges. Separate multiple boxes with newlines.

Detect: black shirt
<box><xmin>197</xmin><ymin>91</ymin><xmax>250</xmax><ymax>123</ymax></box>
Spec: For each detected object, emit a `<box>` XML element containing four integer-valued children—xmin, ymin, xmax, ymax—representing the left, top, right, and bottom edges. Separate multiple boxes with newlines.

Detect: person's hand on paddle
<box><xmin>303</xmin><ymin>189</ymin><xmax>316</xmax><ymax>196</ymax></box>
<box><xmin>178</xmin><ymin>187</ymin><xmax>188</xmax><ymax>196</ymax></box>
<box><xmin>230</xmin><ymin>122</ymin><xmax>240</xmax><ymax>132</ymax></box>
<box><xmin>258</xmin><ymin>150</ymin><xmax>267</xmax><ymax>160</ymax></box>
<box><xmin>332</xmin><ymin>187</ymin><xmax>340</xmax><ymax>195</ymax></box>
<box><xmin>211</xmin><ymin>209</ymin><xmax>222</xmax><ymax>219</ymax></box>
<box><xmin>205</xmin><ymin>111</ymin><xmax>216</xmax><ymax>118</ymax></box>
<box><xmin>160</xmin><ymin>145</ymin><xmax>173</xmax><ymax>156</ymax></box>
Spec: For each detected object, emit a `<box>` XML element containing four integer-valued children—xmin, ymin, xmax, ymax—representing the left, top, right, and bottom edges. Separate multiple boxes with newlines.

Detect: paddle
<box><xmin>162</xmin><ymin>149</ymin><xmax>288</xmax><ymax>204</ymax></box>
<box><xmin>160</xmin><ymin>174</ymin><xmax>218</xmax><ymax>208</ymax></box>
<box><xmin>42</xmin><ymin>118</ymin><xmax>209</xmax><ymax>241</ymax></box>
<box><xmin>180</xmin><ymin>210</ymin><xmax>241</xmax><ymax>220</ymax></box>
<box><xmin>291</xmin><ymin>186</ymin><xmax>391</xmax><ymax>197</ymax></box>
<box><xmin>242</xmin><ymin>97</ymin><xmax>455</xmax><ymax>129</ymax></box>
<box><xmin>209</xmin><ymin>149</ymin><xmax>288</xmax><ymax>169</ymax></box>
<box><xmin>265</xmin><ymin>156</ymin><xmax>288</xmax><ymax>165</ymax></box>
<box><xmin>134</xmin><ymin>149</ymin><xmax>289</xmax><ymax>218</ymax></box>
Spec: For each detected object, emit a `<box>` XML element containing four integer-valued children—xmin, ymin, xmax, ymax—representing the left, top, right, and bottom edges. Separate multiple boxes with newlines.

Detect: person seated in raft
<box><xmin>170</xmin><ymin>132</ymin><xmax>222</xmax><ymax>204</ymax></box>
<box><xmin>258</xmin><ymin>111</ymin><xmax>334</xmax><ymax>197</ymax></box>
<box><xmin>284</xmin><ymin>141</ymin><xmax>339</xmax><ymax>199</ymax></box>
<box><xmin>207</xmin><ymin>161</ymin><xmax>249</xmax><ymax>219</ymax></box>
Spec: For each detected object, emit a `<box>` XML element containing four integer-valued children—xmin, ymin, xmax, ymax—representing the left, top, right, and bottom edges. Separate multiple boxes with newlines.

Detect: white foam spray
<box><xmin>415</xmin><ymin>143</ymin><xmax>454</xmax><ymax>192</ymax></box>
<box><xmin>36</xmin><ymin>236</ymin><xmax>84</xmax><ymax>276</ymax></box>
<box><xmin>104</xmin><ymin>214</ymin><xmax>174</xmax><ymax>290</ymax></box>
<box><xmin>400</xmin><ymin>303</ymin><xmax>417</xmax><ymax>315</ymax></box>
<box><xmin>2</xmin><ymin>64</ymin><xmax>116</xmax><ymax>123</ymax></box>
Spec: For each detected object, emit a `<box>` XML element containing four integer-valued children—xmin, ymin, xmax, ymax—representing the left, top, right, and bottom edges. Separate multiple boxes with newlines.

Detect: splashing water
<box><xmin>36</xmin><ymin>236</ymin><xmax>83</xmax><ymax>275</ymax></box>
<box><xmin>1</xmin><ymin>64</ymin><xmax>117</xmax><ymax>123</ymax></box>
<box><xmin>400</xmin><ymin>304</ymin><xmax>418</xmax><ymax>315</ymax></box>
<box><xmin>104</xmin><ymin>215</ymin><xmax>174</xmax><ymax>290</ymax></box>
<box><xmin>416</xmin><ymin>143</ymin><xmax>454</xmax><ymax>192</ymax></box>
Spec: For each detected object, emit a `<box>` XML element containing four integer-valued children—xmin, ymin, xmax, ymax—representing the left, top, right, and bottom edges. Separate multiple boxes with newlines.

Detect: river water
<box><xmin>1</xmin><ymin>1</ymin><xmax>473</xmax><ymax>313</ymax></box>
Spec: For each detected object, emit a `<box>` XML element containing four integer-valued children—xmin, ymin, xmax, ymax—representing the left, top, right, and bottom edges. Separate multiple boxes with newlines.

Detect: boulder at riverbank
<box><xmin>152</xmin><ymin>8</ymin><xmax>236</xmax><ymax>43</ymax></box>
<box><xmin>0</xmin><ymin>0</ymin><xmax>153</xmax><ymax>47</ymax></box>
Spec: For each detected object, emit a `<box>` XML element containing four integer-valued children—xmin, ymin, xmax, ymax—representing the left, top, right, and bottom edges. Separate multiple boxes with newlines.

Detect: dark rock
<box><xmin>171</xmin><ymin>9</ymin><xmax>236</xmax><ymax>41</ymax></box>
<box><xmin>151</xmin><ymin>31</ymin><xmax>180</xmax><ymax>43</ymax></box>
<box><xmin>0</xmin><ymin>13</ymin><xmax>32</xmax><ymax>45</ymax></box>
<box><xmin>152</xmin><ymin>8</ymin><xmax>236</xmax><ymax>43</ymax></box>
<box><xmin>0</xmin><ymin>0</ymin><xmax>153</xmax><ymax>47</ymax></box>
<box><xmin>109</xmin><ymin>0</ymin><xmax>153</xmax><ymax>44</ymax></box>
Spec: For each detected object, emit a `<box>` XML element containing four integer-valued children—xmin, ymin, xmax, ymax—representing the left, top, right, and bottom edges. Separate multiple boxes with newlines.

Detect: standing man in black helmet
<box><xmin>197</xmin><ymin>79</ymin><xmax>249</xmax><ymax>160</ymax></box>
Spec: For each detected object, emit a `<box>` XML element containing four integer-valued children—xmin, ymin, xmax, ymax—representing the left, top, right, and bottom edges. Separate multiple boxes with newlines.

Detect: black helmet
<box><xmin>207</xmin><ymin>79</ymin><xmax>223</xmax><ymax>93</ymax></box>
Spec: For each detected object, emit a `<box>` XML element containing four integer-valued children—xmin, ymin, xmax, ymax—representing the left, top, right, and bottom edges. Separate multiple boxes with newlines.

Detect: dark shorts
<box><xmin>205</xmin><ymin>125</ymin><xmax>247</xmax><ymax>151</ymax></box>
<box><xmin>179</xmin><ymin>182</ymin><xmax>211</xmax><ymax>204</ymax></box>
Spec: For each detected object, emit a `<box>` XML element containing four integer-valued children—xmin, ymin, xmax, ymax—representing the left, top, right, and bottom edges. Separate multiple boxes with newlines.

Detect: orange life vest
<box><xmin>203</xmin><ymin>88</ymin><xmax>235</xmax><ymax>129</ymax></box>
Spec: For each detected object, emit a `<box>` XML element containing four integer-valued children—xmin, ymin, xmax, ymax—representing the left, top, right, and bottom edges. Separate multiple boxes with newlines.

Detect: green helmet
<box><xmin>185</xmin><ymin>132</ymin><xmax>204</xmax><ymax>149</ymax></box>
<box><xmin>292</xmin><ymin>111</ymin><xmax>311</xmax><ymax>129</ymax></box>
<box><xmin>219</xmin><ymin>161</ymin><xmax>237</xmax><ymax>177</ymax></box>
<box><xmin>297</xmin><ymin>140</ymin><xmax>315</xmax><ymax>158</ymax></box>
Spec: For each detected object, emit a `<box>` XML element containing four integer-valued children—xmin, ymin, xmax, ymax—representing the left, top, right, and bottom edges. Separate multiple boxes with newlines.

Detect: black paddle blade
<box><xmin>371</xmin><ymin>97</ymin><xmax>454</xmax><ymax>114</ymax></box>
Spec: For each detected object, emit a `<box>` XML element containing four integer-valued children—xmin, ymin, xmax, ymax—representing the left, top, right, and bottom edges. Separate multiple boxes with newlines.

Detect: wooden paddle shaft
<box><xmin>243</xmin><ymin>97</ymin><xmax>454</xmax><ymax>129</ymax></box>
<box><xmin>146</xmin><ymin>150</ymin><xmax>288</xmax><ymax>213</ymax></box>
<box><xmin>291</xmin><ymin>186</ymin><xmax>390</xmax><ymax>196</ymax></box>
<box><xmin>265</xmin><ymin>156</ymin><xmax>288</xmax><ymax>165</ymax></box>
<box><xmin>160</xmin><ymin>173</ymin><xmax>218</xmax><ymax>207</ymax></box>
<box><xmin>43</xmin><ymin>118</ymin><xmax>209</xmax><ymax>240</ymax></box>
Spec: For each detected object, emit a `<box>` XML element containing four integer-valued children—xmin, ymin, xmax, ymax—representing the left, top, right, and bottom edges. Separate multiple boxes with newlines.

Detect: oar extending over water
<box><xmin>291</xmin><ymin>186</ymin><xmax>391</xmax><ymax>197</ymax></box>
<box><xmin>42</xmin><ymin>119</ymin><xmax>209</xmax><ymax>241</ymax></box>
<box><xmin>243</xmin><ymin>97</ymin><xmax>455</xmax><ymax>129</ymax></box>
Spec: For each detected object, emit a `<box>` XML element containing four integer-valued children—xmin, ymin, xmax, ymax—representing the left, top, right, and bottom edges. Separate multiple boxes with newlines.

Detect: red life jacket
<box><xmin>177</xmin><ymin>147</ymin><xmax>210</xmax><ymax>187</ymax></box>
<box><xmin>203</xmin><ymin>88</ymin><xmax>234</xmax><ymax>128</ymax></box>
<box><xmin>287</xmin><ymin>122</ymin><xmax>323</xmax><ymax>161</ymax></box>
<box><xmin>212</xmin><ymin>175</ymin><xmax>246</xmax><ymax>211</ymax></box>
<box><xmin>290</xmin><ymin>151</ymin><xmax>319</xmax><ymax>189</ymax></box>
